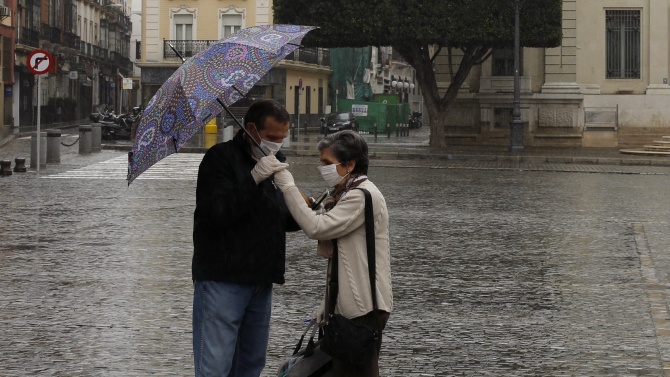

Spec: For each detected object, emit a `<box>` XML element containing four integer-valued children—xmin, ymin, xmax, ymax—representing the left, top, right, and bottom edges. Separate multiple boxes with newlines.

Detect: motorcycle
<box><xmin>408</xmin><ymin>111</ymin><xmax>422</xmax><ymax>129</ymax></box>
<box><xmin>100</xmin><ymin>107</ymin><xmax>142</xmax><ymax>141</ymax></box>
<box><xmin>90</xmin><ymin>106</ymin><xmax>114</xmax><ymax>123</ymax></box>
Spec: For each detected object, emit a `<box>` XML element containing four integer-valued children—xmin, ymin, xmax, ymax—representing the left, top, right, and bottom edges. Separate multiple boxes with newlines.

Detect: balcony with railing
<box><xmin>41</xmin><ymin>24</ymin><xmax>62</xmax><ymax>44</ymax></box>
<box><xmin>17</xmin><ymin>27</ymin><xmax>39</xmax><ymax>48</ymax></box>
<box><xmin>163</xmin><ymin>40</ymin><xmax>217</xmax><ymax>59</ymax></box>
<box><xmin>162</xmin><ymin>41</ymin><xmax>331</xmax><ymax>68</ymax></box>
<box><xmin>284</xmin><ymin>48</ymin><xmax>330</xmax><ymax>66</ymax></box>
<box><xmin>64</xmin><ymin>32</ymin><xmax>80</xmax><ymax>50</ymax></box>
<box><xmin>91</xmin><ymin>45</ymin><xmax>101</xmax><ymax>60</ymax></box>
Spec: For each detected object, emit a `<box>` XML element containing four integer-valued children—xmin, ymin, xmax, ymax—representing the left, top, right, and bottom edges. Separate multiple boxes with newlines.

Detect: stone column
<box><xmin>79</xmin><ymin>125</ymin><xmax>92</xmax><ymax>154</ymax></box>
<box><xmin>90</xmin><ymin>124</ymin><xmax>101</xmax><ymax>152</ymax></box>
<box><xmin>646</xmin><ymin>1</ymin><xmax>670</xmax><ymax>94</ymax></box>
<box><xmin>46</xmin><ymin>129</ymin><xmax>61</xmax><ymax>163</ymax></box>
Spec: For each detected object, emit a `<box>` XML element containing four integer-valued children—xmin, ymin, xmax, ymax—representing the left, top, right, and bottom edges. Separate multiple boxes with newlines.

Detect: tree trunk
<box><xmin>395</xmin><ymin>43</ymin><xmax>490</xmax><ymax>149</ymax></box>
<box><xmin>425</xmin><ymin>101</ymin><xmax>448</xmax><ymax>148</ymax></box>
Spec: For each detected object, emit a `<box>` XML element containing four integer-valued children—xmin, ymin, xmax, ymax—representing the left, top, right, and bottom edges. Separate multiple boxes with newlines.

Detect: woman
<box><xmin>274</xmin><ymin>130</ymin><xmax>393</xmax><ymax>376</ymax></box>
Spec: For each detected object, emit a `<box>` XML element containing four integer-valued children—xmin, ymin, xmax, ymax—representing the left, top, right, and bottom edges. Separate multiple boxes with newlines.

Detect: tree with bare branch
<box><xmin>274</xmin><ymin>0</ymin><xmax>562</xmax><ymax>147</ymax></box>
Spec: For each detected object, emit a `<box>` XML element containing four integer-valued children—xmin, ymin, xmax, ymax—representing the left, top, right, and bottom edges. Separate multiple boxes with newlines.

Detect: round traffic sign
<box><xmin>27</xmin><ymin>49</ymin><xmax>54</xmax><ymax>75</ymax></box>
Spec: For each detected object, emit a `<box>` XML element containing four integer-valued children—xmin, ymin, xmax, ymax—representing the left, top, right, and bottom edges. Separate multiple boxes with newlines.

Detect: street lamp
<box><xmin>509</xmin><ymin>0</ymin><xmax>526</xmax><ymax>153</ymax></box>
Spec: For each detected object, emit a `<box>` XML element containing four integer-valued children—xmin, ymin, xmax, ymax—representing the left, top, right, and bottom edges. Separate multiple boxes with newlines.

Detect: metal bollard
<box><xmin>90</xmin><ymin>125</ymin><xmax>101</xmax><ymax>152</ymax></box>
<box><xmin>13</xmin><ymin>158</ymin><xmax>27</xmax><ymax>173</ymax></box>
<box><xmin>291</xmin><ymin>123</ymin><xmax>297</xmax><ymax>142</ymax></box>
<box><xmin>374</xmin><ymin>123</ymin><xmax>378</xmax><ymax>142</ymax></box>
<box><xmin>79</xmin><ymin>125</ymin><xmax>92</xmax><ymax>154</ymax></box>
<box><xmin>387</xmin><ymin>123</ymin><xmax>391</xmax><ymax>138</ymax></box>
<box><xmin>47</xmin><ymin>129</ymin><xmax>61</xmax><ymax>163</ymax></box>
<box><xmin>0</xmin><ymin>160</ymin><xmax>11</xmax><ymax>176</ymax></box>
<box><xmin>30</xmin><ymin>131</ymin><xmax>47</xmax><ymax>168</ymax></box>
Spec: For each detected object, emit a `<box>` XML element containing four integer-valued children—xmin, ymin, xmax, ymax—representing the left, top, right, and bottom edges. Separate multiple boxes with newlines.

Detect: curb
<box><xmin>99</xmin><ymin>142</ymin><xmax>670</xmax><ymax>167</ymax></box>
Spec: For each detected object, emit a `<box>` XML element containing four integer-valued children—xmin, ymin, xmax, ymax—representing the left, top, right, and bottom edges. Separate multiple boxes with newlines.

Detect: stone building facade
<box><xmin>137</xmin><ymin>0</ymin><xmax>331</xmax><ymax>125</ymax></box>
<box><xmin>437</xmin><ymin>0</ymin><xmax>670</xmax><ymax>148</ymax></box>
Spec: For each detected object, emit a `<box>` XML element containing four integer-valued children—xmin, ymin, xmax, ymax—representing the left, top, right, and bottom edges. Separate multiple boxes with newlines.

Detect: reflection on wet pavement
<box><xmin>1</xmin><ymin>157</ymin><xmax>670</xmax><ymax>376</ymax></box>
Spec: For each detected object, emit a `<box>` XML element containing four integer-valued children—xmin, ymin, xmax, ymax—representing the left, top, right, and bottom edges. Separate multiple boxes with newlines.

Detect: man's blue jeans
<box><xmin>193</xmin><ymin>280</ymin><xmax>273</xmax><ymax>377</ymax></box>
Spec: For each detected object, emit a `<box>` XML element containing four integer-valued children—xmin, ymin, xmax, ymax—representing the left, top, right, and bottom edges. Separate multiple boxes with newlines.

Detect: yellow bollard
<box><xmin>204</xmin><ymin>118</ymin><xmax>218</xmax><ymax>149</ymax></box>
<box><xmin>205</xmin><ymin>133</ymin><xmax>217</xmax><ymax>149</ymax></box>
<box><xmin>204</xmin><ymin>118</ymin><xmax>218</xmax><ymax>134</ymax></box>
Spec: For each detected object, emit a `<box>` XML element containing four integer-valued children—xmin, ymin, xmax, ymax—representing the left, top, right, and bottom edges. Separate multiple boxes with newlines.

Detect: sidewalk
<box><xmin>2</xmin><ymin>124</ymin><xmax>670</xmax><ymax>169</ymax></box>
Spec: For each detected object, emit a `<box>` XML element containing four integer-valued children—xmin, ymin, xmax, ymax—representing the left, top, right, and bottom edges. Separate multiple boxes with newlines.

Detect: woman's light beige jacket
<box><xmin>282</xmin><ymin>180</ymin><xmax>392</xmax><ymax>319</ymax></box>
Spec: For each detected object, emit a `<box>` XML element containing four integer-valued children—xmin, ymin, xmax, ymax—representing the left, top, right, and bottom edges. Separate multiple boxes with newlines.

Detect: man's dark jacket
<box><xmin>192</xmin><ymin>129</ymin><xmax>300</xmax><ymax>284</ymax></box>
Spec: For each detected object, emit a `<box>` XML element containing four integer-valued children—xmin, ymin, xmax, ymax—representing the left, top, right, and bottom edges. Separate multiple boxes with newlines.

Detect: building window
<box><xmin>221</xmin><ymin>14</ymin><xmax>242</xmax><ymax>38</ymax></box>
<box><xmin>174</xmin><ymin>14</ymin><xmax>193</xmax><ymax>41</ymax></box>
<box><xmin>492</xmin><ymin>48</ymin><xmax>520</xmax><ymax>76</ymax></box>
<box><xmin>606</xmin><ymin>9</ymin><xmax>640</xmax><ymax>79</ymax></box>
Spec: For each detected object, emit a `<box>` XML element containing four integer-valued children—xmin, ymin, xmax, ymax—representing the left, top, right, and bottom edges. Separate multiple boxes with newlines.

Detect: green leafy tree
<box><xmin>274</xmin><ymin>0</ymin><xmax>562</xmax><ymax>147</ymax></box>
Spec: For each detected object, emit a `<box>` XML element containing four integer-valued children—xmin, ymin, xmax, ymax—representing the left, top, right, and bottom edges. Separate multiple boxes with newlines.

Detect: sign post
<box><xmin>297</xmin><ymin>78</ymin><xmax>302</xmax><ymax>136</ymax></box>
<box><xmin>27</xmin><ymin>49</ymin><xmax>54</xmax><ymax>173</ymax></box>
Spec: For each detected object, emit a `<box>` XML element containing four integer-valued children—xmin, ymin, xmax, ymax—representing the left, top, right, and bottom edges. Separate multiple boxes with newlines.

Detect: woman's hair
<box><xmin>317</xmin><ymin>130</ymin><xmax>369</xmax><ymax>175</ymax></box>
<box><xmin>243</xmin><ymin>99</ymin><xmax>290</xmax><ymax>130</ymax></box>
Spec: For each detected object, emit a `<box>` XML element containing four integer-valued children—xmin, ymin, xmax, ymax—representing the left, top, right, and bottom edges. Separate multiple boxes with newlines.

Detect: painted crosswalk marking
<box><xmin>43</xmin><ymin>154</ymin><xmax>205</xmax><ymax>180</ymax></box>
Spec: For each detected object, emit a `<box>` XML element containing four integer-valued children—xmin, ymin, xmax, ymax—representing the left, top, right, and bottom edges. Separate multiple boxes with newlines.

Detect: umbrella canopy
<box><xmin>127</xmin><ymin>24</ymin><xmax>316</xmax><ymax>184</ymax></box>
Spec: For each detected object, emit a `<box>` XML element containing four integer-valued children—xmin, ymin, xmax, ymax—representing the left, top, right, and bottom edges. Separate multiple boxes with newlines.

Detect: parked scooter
<box><xmin>89</xmin><ymin>106</ymin><xmax>114</xmax><ymax>123</ymax></box>
<box><xmin>100</xmin><ymin>107</ymin><xmax>142</xmax><ymax>141</ymax></box>
<box><xmin>408</xmin><ymin>111</ymin><xmax>422</xmax><ymax>129</ymax></box>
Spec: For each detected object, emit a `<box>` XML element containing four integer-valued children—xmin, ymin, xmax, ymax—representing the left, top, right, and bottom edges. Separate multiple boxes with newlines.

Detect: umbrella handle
<box><xmin>168</xmin><ymin>43</ymin><xmax>186</xmax><ymax>63</ymax></box>
<box><xmin>216</xmin><ymin>97</ymin><xmax>267</xmax><ymax>157</ymax></box>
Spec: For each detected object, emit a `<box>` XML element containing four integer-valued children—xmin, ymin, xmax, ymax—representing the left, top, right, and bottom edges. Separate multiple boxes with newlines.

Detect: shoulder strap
<box><xmin>327</xmin><ymin>188</ymin><xmax>377</xmax><ymax>316</ymax></box>
<box><xmin>358</xmin><ymin>188</ymin><xmax>378</xmax><ymax>311</ymax></box>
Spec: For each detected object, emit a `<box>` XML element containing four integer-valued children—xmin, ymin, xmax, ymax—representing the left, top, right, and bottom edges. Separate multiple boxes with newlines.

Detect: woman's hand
<box><xmin>273</xmin><ymin>169</ymin><xmax>295</xmax><ymax>192</ymax></box>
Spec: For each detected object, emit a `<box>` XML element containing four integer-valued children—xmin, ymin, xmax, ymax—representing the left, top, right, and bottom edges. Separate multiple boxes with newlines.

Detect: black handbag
<box><xmin>320</xmin><ymin>188</ymin><xmax>380</xmax><ymax>367</ymax></box>
<box><xmin>277</xmin><ymin>319</ymin><xmax>333</xmax><ymax>377</ymax></box>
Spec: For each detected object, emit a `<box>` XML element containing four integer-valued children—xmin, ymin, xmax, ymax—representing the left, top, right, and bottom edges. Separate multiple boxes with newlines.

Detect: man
<box><xmin>192</xmin><ymin>99</ymin><xmax>300</xmax><ymax>376</ymax></box>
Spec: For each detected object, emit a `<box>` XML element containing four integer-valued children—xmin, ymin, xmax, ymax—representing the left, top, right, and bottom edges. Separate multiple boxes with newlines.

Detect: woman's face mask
<box><xmin>318</xmin><ymin>162</ymin><xmax>348</xmax><ymax>187</ymax></box>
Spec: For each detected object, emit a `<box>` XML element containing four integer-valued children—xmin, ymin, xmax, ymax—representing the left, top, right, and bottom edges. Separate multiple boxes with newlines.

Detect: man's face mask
<box><xmin>251</xmin><ymin>125</ymin><xmax>283</xmax><ymax>158</ymax></box>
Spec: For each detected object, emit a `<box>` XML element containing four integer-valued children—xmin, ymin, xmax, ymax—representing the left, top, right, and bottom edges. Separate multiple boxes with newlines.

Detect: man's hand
<box><xmin>251</xmin><ymin>155</ymin><xmax>288</xmax><ymax>185</ymax></box>
<box><xmin>274</xmin><ymin>169</ymin><xmax>296</xmax><ymax>192</ymax></box>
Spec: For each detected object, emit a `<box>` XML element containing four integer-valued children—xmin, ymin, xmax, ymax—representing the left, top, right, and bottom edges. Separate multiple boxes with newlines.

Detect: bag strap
<box><xmin>327</xmin><ymin>188</ymin><xmax>377</xmax><ymax>316</ymax></box>
<box><xmin>293</xmin><ymin>319</ymin><xmax>318</xmax><ymax>355</ymax></box>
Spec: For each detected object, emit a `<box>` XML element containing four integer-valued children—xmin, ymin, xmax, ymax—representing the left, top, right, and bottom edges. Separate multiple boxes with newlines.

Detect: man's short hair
<box><xmin>243</xmin><ymin>99</ymin><xmax>290</xmax><ymax>130</ymax></box>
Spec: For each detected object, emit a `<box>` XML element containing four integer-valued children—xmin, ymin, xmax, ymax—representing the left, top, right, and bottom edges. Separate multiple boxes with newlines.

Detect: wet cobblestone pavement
<box><xmin>1</xmin><ymin>147</ymin><xmax>670</xmax><ymax>376</ymax></box>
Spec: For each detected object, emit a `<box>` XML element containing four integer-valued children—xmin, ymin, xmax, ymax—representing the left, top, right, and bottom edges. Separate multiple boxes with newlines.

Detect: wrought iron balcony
<box><xmin>163</xmin><ymin>40</ymin><xmax>331</xmax><ymax>67</ymax></box>
<box><xmin>18</xmin><ymin>27</ymin><xmax>39</xmax><ymax>48</ymax></box>
<box><xmin>92</xmin><ymin>45</ymin><xmax>102</xmax><ymax>59</ymax></box>
<box><xmin>163</xmin><ymin>40</ymin><xmax>217</xmax><ymax>59</ymax></box>
<box><xmin>64</xmin><ymin>32</ymin><xmax>80</xmax><ymax>50</ymax></box>
<box><xmin>41</xmin><ymin>24</ymin><xmax>62</xmax><ymax>44</ymax></box>
<box><xmin>284</xmin><ymin>48</ymin><xmax>330</xmax><ymax>66</ymax></box>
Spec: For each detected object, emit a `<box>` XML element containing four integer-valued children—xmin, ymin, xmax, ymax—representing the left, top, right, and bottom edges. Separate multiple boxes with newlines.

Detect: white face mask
<box><xmin>318</xmin><ymin>162</ymin><xmax>349</xmax><ymax>187</ymax></box>
<box><xmin>251</xmin><ymin>127</ymin><xmax>283</xmax><ymax>158</ymax></box>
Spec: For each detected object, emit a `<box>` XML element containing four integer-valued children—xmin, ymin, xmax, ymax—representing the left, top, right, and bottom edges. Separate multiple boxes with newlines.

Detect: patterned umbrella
<box><xmin>127</xmin><ymin>24</ymin><xmax>316</xmax><ymax>184</ymax></box>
